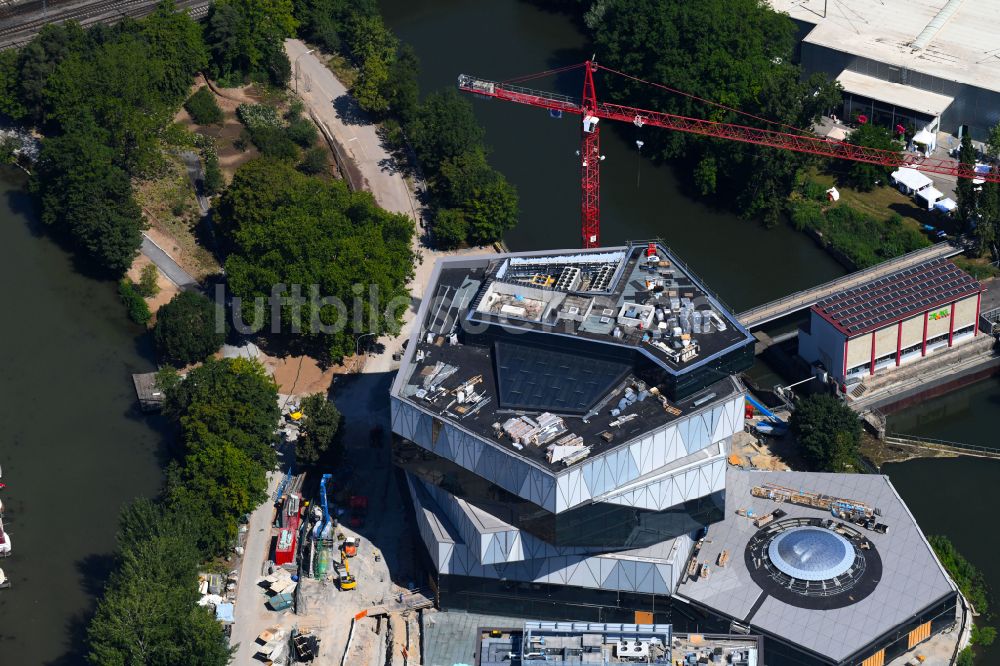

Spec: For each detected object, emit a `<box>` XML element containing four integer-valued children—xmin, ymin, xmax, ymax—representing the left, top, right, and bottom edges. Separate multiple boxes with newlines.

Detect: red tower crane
<box><xmin>457</xmin><ymin>61</ymin><xmax>998</xmax><ymax>249</ymax></box>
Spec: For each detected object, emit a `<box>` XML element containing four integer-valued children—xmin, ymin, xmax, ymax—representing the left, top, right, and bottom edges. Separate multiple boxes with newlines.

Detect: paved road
<box><xmin>229</xmin><ymin>472</ymin><xmax>281</xmax><ymax>663</ymax></box>
<box><xmin>141</xmin><ymin>233</ymin><xmax>197</xmax><ymax>289</ymax></box>
<box><xmin>285</xmin><ymin>39</ymin><xmax>418</xmax><ymax>219</ymax></box>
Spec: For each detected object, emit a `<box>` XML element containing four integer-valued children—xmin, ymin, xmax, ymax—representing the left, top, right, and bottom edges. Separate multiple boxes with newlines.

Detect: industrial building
<box><xmin>798</xmin><ymin>257</ymin><xmax>984</xmax><ymax>387</ymax></box>
<box><xmin>391</xmin><ymin>243</ymin><xmax>959</xmax><ymax>666</ymax></box>
<box><xmin>770</xmin><ymin>0</ymin><xmax>1000</xmax><ymax>143</ymax></box>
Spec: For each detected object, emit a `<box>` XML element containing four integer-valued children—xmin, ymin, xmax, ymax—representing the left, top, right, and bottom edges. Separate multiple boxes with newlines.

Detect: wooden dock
<box><xmin>132</xmin><ymin>372</ymin><xmax>165</xmax><ymax>412</ymax></box>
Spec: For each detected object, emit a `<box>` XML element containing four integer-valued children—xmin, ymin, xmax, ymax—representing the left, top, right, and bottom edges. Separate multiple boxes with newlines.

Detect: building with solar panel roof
<box><xmin>798</xmin><ymin>257</ymin><xmax>984</xmax><ymax>388</ymax></box>
<box><xmin>390</xmin><ymin>243</ymin><xmax>961</xmax><ymax>666</ymax></box>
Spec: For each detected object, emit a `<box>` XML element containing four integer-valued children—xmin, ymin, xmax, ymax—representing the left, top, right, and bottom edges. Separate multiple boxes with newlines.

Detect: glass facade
<box><xmin>395</xmin><ymin>436</ymin><xmax>725</xmax><ymax>549</ymax></box>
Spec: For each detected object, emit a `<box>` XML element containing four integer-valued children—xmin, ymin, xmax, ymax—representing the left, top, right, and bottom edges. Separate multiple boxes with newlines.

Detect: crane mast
<box><xmin>457</xmin><ymin>60</ymin><xmax>999</xmax><ymax>248</ymax></box>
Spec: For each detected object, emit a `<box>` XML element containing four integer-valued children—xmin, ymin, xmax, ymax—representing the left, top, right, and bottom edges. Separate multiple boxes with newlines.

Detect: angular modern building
<box><xmin>391</xmin><ymin>243</ymin><xmax>960</xmax><ymax>666</ymax></box>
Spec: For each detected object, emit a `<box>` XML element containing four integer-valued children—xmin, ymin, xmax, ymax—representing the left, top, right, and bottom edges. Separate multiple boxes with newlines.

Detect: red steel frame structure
<box><xmin>458</xmin><ymin>61</ymin><xmax>1000</xmax><ymax>249</ymax></box>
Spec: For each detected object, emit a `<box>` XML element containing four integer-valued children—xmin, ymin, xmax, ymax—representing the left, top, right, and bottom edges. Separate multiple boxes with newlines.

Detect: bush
<box><xmin>184</xmin><ymin>87</ymin><xmax>223</xmax><ymax>125</ymax></box>
<box><xmin>249</xmin><ymin>126</ymin><xmax>298</xmax><ymax>160</ymax></box>
<box><xmin>138</xmin><ymin>263</ymin><xmax>160</xmax><ymax>297</ymax></box>
<box><xmin>298</xmin><ymin>147</ymin><xmax>328</xmax><ymax>175</ymax></box>
<box><xmin>788</xmin><ymin>199</ymin><xmax>824</xmax><ymax>231</ymax></box>
<box><xmin>119</xmin><ymin>279</ymin><xmax>151</xmax><ymax>325</ymax></box>
<box><xmin>972</xmin><ymin>624</ymin><xmax>997</xmax><ymax>647</ymax></box>
<box><xmin>236</xmin><ymin>103</ymin><xmax>280</xmax><ymax>130</ymax></box>
<box><xmin>799</xmin><ymin>178</ymin><xmax>829</xmax><ymax>202</ymax></box>
<box><xmin>286</xmin><ymin>117</ymin><xmax>318</xmax><ymax>148</ymax></box>
<box><xmin>154</xmin><ymin>291</ymin><xmax>226</xmax><ymax>366</ymax></box>
<box><xmin>930</xmin><ymin>535</ymin><xmax>991</xmax><ymax>614</ymax></box>
<box><xmin>203</xmin><ymin>150</ymin><xmax>223</xmax><ymax>195</ymax></box>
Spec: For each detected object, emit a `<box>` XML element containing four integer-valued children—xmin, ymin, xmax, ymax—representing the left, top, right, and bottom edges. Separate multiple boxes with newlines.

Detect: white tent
<box><xmin>912</xmin><ymin>129</ymin><xmax>936</xmax><ymax>153</ymax></box>
<box><xmin>891</xmin><ymin>167</ymin><xmax>932</xmax><ymax>194</ymax></box>
<box><xmin>934</xmin><ymin>197</ymin><xmax>957</xmax><ymax>213</ymax></box>
<box><xmin>916</xmin><ymin>186</ymin><xmax>944</xmax><ymax>210</ymax></box>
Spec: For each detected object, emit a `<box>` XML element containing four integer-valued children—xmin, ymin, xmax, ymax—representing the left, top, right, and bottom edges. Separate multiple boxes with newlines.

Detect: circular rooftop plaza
<box><xmin>745</xmin><ymin>518</ymin><xmax>882</xmax><ymax>610</ymax></box>
<box><xmin>767</xmin><ymin>526</ymin><xmax>855</xmax><ymax>581</ymax></box>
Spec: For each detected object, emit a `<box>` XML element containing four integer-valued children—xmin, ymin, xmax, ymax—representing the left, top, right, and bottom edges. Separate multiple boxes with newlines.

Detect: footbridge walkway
<box><xmin>884</xmin><ymin>433</ymin><xmax>1000</xmax><ymax>461</ymax></box>
<box><xmin>737</xmin><ymin>241</ymin><xmax>963</xmax><ymax>329</ymax></box>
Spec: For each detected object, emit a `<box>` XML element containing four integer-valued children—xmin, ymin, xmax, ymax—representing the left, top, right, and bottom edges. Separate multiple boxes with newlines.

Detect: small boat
<box><xmin>0</xmin><ymin>567</ymin><xmax>9</xmax><ymax>589</ymax></box>
<box><xmin>0</xmin><ymin>526</ymin><xmax>10</xmax><ymax>557</ymax></box>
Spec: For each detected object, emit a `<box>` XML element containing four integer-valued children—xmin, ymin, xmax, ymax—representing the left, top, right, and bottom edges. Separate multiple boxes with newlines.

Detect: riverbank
<box><xmin>0</xmin><ymin>169</ymin><xmax>165</xmax><ymax>664</ymax></box>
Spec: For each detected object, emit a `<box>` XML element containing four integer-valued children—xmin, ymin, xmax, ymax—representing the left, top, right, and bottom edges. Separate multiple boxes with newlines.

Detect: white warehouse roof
<box><xmin>769</xmin><ymin>0</ymin><xmax>1000</xmax><ymax>94</ymax></box>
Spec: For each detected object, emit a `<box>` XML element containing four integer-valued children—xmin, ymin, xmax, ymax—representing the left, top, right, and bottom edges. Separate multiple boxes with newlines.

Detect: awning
<box><xmin>917</xmin><ymin>186</ymin><xmax>944</xmax><ymax>205</ymax></box>
<box><xmin>891</xmin><ymin>167</ymin><xmax>932</xmax><ymax>191</ymax></box>
<box><xmin>912</xmin><ymin>129</ymin><xmax>936</xmax><ymax>145</ymax></box>
<box><xmin>836</xmin><ymin>70</ymin><xmax>954</xmax><ymax>118</ymax></box>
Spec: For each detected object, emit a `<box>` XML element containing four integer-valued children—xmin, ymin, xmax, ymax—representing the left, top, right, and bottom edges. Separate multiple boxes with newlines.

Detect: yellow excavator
<box><xmin>338</xmin><ymin>552</ymin><xmax>357</xmax><ymax>591</ymax></box>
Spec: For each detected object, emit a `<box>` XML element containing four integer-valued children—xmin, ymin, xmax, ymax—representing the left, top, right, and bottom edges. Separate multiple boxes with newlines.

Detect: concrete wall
<box><xmin>954</xmin><ymin>295</ymin><xmax>979</xmax><ymax>329</ymax></box>
<box><xmin>799</xmin><ymin>311</ymin><xmax>846</xmax><ymax>379</ymax></box>
<box><xmin>900</xmin><ymin>314</ymin><xmax>924</xmax><ymax>349</ymax></box>
<box><xmin>874</xmin><ymin>325</ymin><xmax>898</xmax><ymax>358</ymax></box>
<box><xmin>846</xmin><ymin>333</ymin><xmax>873</xmax><ymax>370</ymax></box>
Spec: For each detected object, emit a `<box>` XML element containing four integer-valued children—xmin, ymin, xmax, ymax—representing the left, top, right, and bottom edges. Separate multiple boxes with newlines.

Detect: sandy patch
<box><xmin>126</xmin><ymin>254</ymin><xmax>180</xmax><ymax>318</ymax></box>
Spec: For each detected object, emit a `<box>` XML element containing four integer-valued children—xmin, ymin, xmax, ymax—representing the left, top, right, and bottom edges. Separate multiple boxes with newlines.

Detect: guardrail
<box><xmin>885</xmin><ymin>432</ymin><xmax>1000</xmax><ymax>458</ymax></box>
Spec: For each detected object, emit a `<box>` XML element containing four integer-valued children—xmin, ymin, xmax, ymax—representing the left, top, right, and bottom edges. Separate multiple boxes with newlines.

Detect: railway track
<box><xmin>0</xmin><ymin>0</ymin><xmax>209</xmax><ymax>49</ymax></box>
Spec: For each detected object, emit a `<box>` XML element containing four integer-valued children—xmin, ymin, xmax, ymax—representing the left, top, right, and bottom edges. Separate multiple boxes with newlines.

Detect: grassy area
<box><xmin>321</xmin><ymin>53</ymin><xmax>357</xmax><ymax>88</ymax></box>
<box><xmin>134</xmin><ymin>153</ymin><xmax>222</xmax><ymax>279</ymax></box>
<box><xmin>953</xmin><ymin>255</ymin><xmax>1000</xmax><ymax>280</ymax></box>
<box><xmin>803</xmin><ymin>168</ymin><xmax>930</xmax><ymax>232</ymax></box>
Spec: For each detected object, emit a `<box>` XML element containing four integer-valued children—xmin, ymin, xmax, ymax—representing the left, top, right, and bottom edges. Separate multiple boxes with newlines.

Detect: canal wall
<box><xmin>864</xmin><ymin>353</ymin><xmax>1000</xmax><ymax>414</ymax></box>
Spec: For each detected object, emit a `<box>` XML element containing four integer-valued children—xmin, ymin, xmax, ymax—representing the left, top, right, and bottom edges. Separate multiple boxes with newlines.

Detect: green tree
<box><xmin>87</xmin><ymin>500</ymin><xmax>233</xmax><ymax>666</ymax></box>
<box><xmin>0</xmin><ymin>49</ymin><xmax>27</xmax><ymax>121</ymax></box>
<box><xmin>31</xmin><ymin>128</ymin><xmax>144</xmax><ymax>275</ymax></box>
<box><xmin>789</xmin><ymin>394</ymin><xmax>861</xmax><ymax>471</ymax></box>
<box><xmin>586</xmin><ymin>0</ymin><xmax>841</xmax><ymax>219</ymax></box>
<box><xmin>957</xmin><ymin>134</ymin><xmax>978</xmax><ymax>234</ymax></box>
<box><xmin>167</xmin><ymin>440</ymin><xmax>267</xmax><ymax>554</ymax></box>
<box><xmin>408</xmin><ymin>89</ymin><xmax>485</xmax><ymax>173</ymax></box>
<box><xmin>348</xmin><ymin>14</ymin><xmax>397</xmax><ymax>115</ymax></box>
<box><xmin>184</xmin><ymin>86</ymin><xmax>224</xmax><ymax>125</ymax></box>
<box><xmin>438</xmin><ymin>147</ymin><xmax>496</xmax><ymax>208</ymax></box>
<box><xmin>465</xmin><ymin>175</ymin><xmax>519</xmax><ymax>245</ymax></box>
<box><xmin>384</xmin><ymin>43</ymin><xmax>420</xmax><ymax>123</ymax></box>
<box><xmin>205</xmin><ymin>0</ymin><xmax>297</xmax><ymax>85</ymax></box>
<box><xmin>956</xmin><ymin>648</ymin><xmax>974</xmax><ymax>666</ymax></box>
<box><xmin>217</xmin><ymin>159</ymin><xmax>414</xmax><ymax>361</ymax></box>
<box><xmin>433</xmin><ymin>208</ymin><xmax>469</xmax><ymax>249</ymax></box>
<box><xmin>119</xmin><ymin>279</ymin><xmax>152</xmax><ymax>325</ymax></box>
<box><xmin>165</xmin><ymin>356</ymin><xmax>280</xmax><ymax>469</ymax></box>
<box><xmin>298</xmin><ymin>146</ymin><xmax>328</xmax><ymax>174</ymax></box>
<box><xmin>138</xmin><ymin>263</ymin><xmax>161</xmax><ymax>297</ymax></box>
<box><xmin>845</xmin><ymin>123</ymin><xmax>902</xmax><ymax>191</ymax></box>
<box><xmin>296</xmin><ymin>393</ymin><xmax>342</xmax><ymax>465</ymax></box>
<box><xmin>154</xmin><ymin>291</ymin><xmax>226</xmax><ymax>366</ymax></box>
<box><xmin>203</xmin><ymin>149</ymin><xmax>224</xmax><ymax>194</ymax></box>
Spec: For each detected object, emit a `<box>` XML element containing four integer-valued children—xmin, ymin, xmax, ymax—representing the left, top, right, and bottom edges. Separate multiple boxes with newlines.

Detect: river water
<box><xmin>0</xmin><ymin>172</ymin><xmax>164</xmax><ymax>665</ymax></box>
<box><xmin>383</xmin><ymin>0</ymin><xmax>999</xmax><ymax>656</ymax></box>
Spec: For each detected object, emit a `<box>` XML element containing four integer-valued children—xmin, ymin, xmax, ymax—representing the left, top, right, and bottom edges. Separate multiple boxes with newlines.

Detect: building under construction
<box><xmin>390</xmin><ymin>244</ymin><xmax>959</xmax><ymax>666</ymax></box>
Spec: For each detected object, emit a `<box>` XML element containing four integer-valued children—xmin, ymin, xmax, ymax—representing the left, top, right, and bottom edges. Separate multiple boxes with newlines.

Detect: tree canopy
<box><xmin>844</xmin><ymin>122</ymin><xmax>901</xmax><ymax>191</ymax></box>
<box><xmin>296</xmin><ymin>393</ymin><xmax>342</xmax><ymax>465</ymax></box>
<box><xmin>205</xmin><ymin>0</ymin><xmax>297</xmax><ymax>86</ymax></box>
<box><xmin>86</xmin><ymin>500</ymin><xmax>232</xmax><ymax>666</ymax></box>
<box><xmin>160</xmin><ymin>357</ymin><xmax>279</xmax><ymax>554</ymax></box>
<box><xmin>154</xmin><ymin>291</ymin><xmax>226</xmax><ymax>366</ymax></box>
<box><xmin>583</xmin><ymin>0</ymin><xmax>841</xmax><ymax>223</ymax></box>
<box><xmin>217</xmin><ymin>159</ymin><xmax>414</xmax><ymax>361</ymax></box>
<box><xmin>3</xmin><ymin>2</ymin><xmax>208</xmax><ymax>275</ymax></box>
<box><xmin>789</xmin><ymin>393</ymin><xmax>861</xmax><ymax>471</ymax></box>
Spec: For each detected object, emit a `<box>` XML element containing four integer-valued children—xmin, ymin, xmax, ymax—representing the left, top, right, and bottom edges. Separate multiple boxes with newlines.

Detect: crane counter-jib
<box><xmin>458</xmin><ymin>75</ymin><xmax>584</xmax><ymax>115</ymax></box>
